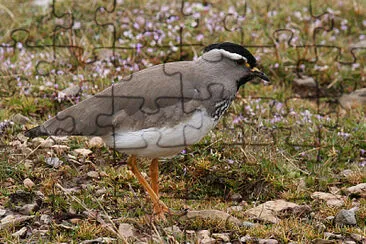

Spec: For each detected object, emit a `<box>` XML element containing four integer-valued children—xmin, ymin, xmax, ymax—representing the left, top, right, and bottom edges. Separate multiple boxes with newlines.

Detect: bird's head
<box><xmin>201</xmin><ymin>42</ymin><xmax>270</xmax><ymax>89</ymax></box>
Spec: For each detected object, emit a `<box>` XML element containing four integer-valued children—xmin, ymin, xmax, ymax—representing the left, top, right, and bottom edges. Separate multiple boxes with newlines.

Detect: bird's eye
<box><xmin>235</xmin><ymin>59</ymin><xmax>246</xmax><ymax>65</ymax></box>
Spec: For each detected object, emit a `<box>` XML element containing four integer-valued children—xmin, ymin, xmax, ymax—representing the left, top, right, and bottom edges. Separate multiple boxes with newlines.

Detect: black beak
<box><xmin>251</xmin><ymin>67</ymin><xmax>270</xmax><ymax>82</ymax></box>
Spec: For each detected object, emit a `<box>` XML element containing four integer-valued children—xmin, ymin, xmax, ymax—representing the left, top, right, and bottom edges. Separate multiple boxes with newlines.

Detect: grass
<box><xmin>0</xmin><ymin>0</ymin><xmax>365</xmax><ymax>242</ymax></box>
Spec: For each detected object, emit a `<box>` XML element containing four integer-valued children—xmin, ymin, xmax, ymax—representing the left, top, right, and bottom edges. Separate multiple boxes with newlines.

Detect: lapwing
<box><xmin>25</xmin><ymin>42</ymin><xmax>270</xmax><ymax>218</ymax></box>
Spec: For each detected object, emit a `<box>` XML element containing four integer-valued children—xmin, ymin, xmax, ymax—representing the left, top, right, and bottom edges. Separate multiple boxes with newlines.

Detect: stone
<box><xmin>212</xmin><ymin>233</ymin><xmax>230</xmax><ymax>242</ymax></box>
<box><xmin>74</xmin><ymin>148</ymin><xmax>93</xmax><ymax>156</ymax></box>
<box><xmin>40</xmin><ymin>214</ymin><xmax>51</xmax><ymax>224</ymax></box>
<box><xmin>227</xmin><ymin>205</ymin><xmax>243</xmax><ymax>212</ymax></box>
<box><xmin>258</xmin><ymin>239</ymin><xmax>278</xmax><ymax>244</ymax></box>
<box><xmin>311</xmin><ymin>192</ymin><xmax>345</xmax><ymax>207</ymax></box>
<box><xmin>200</xmin><ymin>237</ymin><xmax>216</xmax><ymax>244</ymax></box>
<box><xmin>50</xmin><ymin>136</ymin><xmax>69</xmax><ymax>143</ymax></box>
<box><xmin>41</xmin><ymin>138</ymin><xmax>54</xmax><ymax>148</ymax></box>
<box><xmin>32</xmin><ymin>137</ymin><xmax>54</xmax><ymax>148</ymax></box>
<box><xmin>12</xmin><ymin>114</ymin><xmax>31</xmax><ymax>125</ymax></box>
<box><xmin>58</xmin><ymin>85</ymin><xmax>80</xmax><ymax>99</ymax></box>
<box><xmin>23</xmin><ymin>178</ymin><xmax>35</xmax><ymax>189</ymax></box>
<box><xmin>18</xmin><ymin>203</ymin><xmax>39</xmax><ymax>215</ymax></box>
<box><xmin>345</xmin><ymin>183</ymin><xmax>366</xmax><ymax>196</ymax></box>
<box><xmin>11</xmin><ymin>226</ymin><xmax>27</xmax><ymax>238</ymax></box>
<box><xmin>293</xmin><ymin>76</ymin><xmax>316</xmax><ymax>88</ymax></box>
<box><xmin>69</xmin><ymin>218</ymin><xmax>81</xmax><ymax>224</ymax></box>
<box><xmin>325</xmin><ymin>199</ymin><xmax>344</xmax><ymax>207</ymax></box>
<box><xmin>118</xmin><ymin>223</ymin><xmax>137</xmax><ymax>239</ymax></box>
<box><xmin>312</xmin><ymin>239</ymin><xmax>336</xmax><ymax>244</ymax></box>
<box><xmin>349</xmin><ymin>233</ymin><xmax>364</xmax><ymax>242</ymax></box>
<box><xmin>184</xmin><ymin>210</ymin><xmax>241</xmax><ymax>226</ymax></box>
<box><xmin>242</xmin><ymin>221</ymin><xmax>257</xmax><ymax>228</ymax></box>
<box><xmin>197</xmin><ymin>230</ymin><xmax>210</xmax><ymax>240</ymax></box>
<box><xmin>244</xmin><ymin>199</ymin><xmax>299</xmax><ymax>224</ymax></box>
<box><xmin>334</xmin><ymin>209</ymin><xmax>357</xmax><ymax>226</ymax></box>
<box><xmin>80</xmin><ymin>238</ymin><xmax>117</xmax><ymax>244</ymax></box>
<box><xmin>324</xmin><ymin>232</ymin><xmax>343</xmax><ymax>239</ymax></box>
<box><xmin>0</xmin><ymin>215</ymin><xmax>34</xmax><ymax>230</ymax></box>
<box><xmin>24</xmin><ymin>160</ymin><xmax>34</xmax><ymax>170</ymax></box>
<box><xmin>230</xmin><ymin>193</ymin><xmax>243</xmax><ymax>202</ymax></box>
<box><xmin>52</xmin><ymin>145</ymin><xmax>70</xmax><ymax>152</ymax></box>
<box><xmin>325</xmin><ymin>216</ymin><xmax>334</xmax><ymax>222</ymax></box>
<box><xmin>87</xmin><ymin>171</ymin><xmax>100</xmax><ymax>179</ymax></box>
<box><xmin>343</xmin><ymin>241</ymin><xmax>356</xmax><ymax>244</ymax></box>
<box><xmin>46</xmin><ymin>157</ymin><xmax>63</xmax><ymax>168</ymax></box>
<box><xmin>163</xmin><ymin>225</ymin><xmax>182</xmax><ymax>236</ymax></box>
<box><xmin>314</xmin><ymin>222</ymin><xmax>326</xmax><ymax>232</ymax></box>
<box><xmin>240</xmin><ymin>234</ymin><xmax>252</xmax><ymax>242</ymax></box>
<box><xmin>95</xmin><ymin>188</ymin><xmax>107</xmax><ymax>196</ymax></box>
<box><xmin>351</xmin><ymin>39</ymin><xmax>366</xmax><ymax>48</ymax></box>
<box><xmin>339</xmin><ymin>88</ymin><xmax>366</xmax><ymax>110</ymax></box>
<box><xmin>340</xmin><ymin>169</ymin><xmax>354</xmax><ymax>177</ymax></box>
<box><xmin>0</xmin><ymin>209</ymin><xmax>6</xmax><ymax>217</ymax></box>
<box><xmin>185</xmin><ymin>230</ymin><xmax>196</xmax><ymax>239</ymax></box>
<box><xmin>88</xmin><ymin>137</ymin><xmax>105</xmax><ymax>148</ymax></box>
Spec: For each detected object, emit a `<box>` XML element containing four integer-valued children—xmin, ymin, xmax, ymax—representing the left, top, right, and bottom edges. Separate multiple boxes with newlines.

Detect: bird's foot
<box><xmin>152</xmin><ymin>201</ymin><xmax>170</xmax><ymax>221</ymax></box>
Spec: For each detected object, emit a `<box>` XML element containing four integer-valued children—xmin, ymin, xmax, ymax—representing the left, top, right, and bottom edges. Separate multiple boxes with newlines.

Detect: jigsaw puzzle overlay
<box><xmin>0</xmin><ymin>0</ymin><xmax>365</xmax><ymax>241</ymax></box>
<box><xmin>1</xmin><ymin>0</ymin><xmax>364</xmax><ymax>162</ymax></box>
<box><xmin>0</xmin><ymin>1</ymin><xmax>365</xmax><ymax>189</ymax></box>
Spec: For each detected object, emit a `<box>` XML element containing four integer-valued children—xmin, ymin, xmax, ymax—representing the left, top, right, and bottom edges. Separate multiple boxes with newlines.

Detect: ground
<box><xmin>0</xmin><ymin>0</ymin><xmax>365</xmax><ymax>243</ymax></box>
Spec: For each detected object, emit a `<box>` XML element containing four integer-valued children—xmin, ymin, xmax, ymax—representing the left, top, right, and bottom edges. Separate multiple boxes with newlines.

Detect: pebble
<box><xmin>212</xmin><ymin>233</ymin><xmax>230</xmax><ymax>242</ymax></box>
<box><xmin>95</xmin><ymin>188</ymin><xmax>107</xmax><ymax>196</ymax></box>
<box><xmin>315</xmin><ymin>222</ymin><xmax>326</xmax><ymax>232</ymax></box>
<box><xmin>11</xmin><ymin>226</ymin><xmax>27</xmax><ymax>238</ymax></box>
<box><xmin>163</xmin><ymin>225</ymin><xmax>182</xmax><ymax>236</ymax></box>
<box><xmin>197</xmin><ymin>230</ymin><xmax>211</xmax><ymax>240</ymax></box>
<box><xmin>23</xmin><ymin>178</ymin><xmax>35</xmax><ymax>189</ymax></box>
<box><xmin>334</xmin><ymin>209</ymin><xmax>357</xmax><ymax>226</ymax></box>
<box><xmin>87</xmin><ymin>171</ymin><xmax>99</xmax><ymax>179</ymax></box>
<box><xmin>200</xmin><ymin>237</ymin><xmax>216</xmax><ymax>244</ymax></box>
<box><xmin>46</xmin><ymin>157</ymin><xmax>63</xmax><ymax>168</ymax></box>
<box><xmin>324</xmin><ymin>232</ymin><xmax>343</xmax><ymax>239</ymax></box>
<box><xmin>74</xmin><ymin>148</ymin><xmax>93</xmax><ymax>156</ymax></box>
<box><xmin>40</xmin><ymin>214</ymin><xmax>51</xmax><ymax>224</ymax></box>
<box><xmin>312</xmin><ymin>239</ymin><xmax>337</xmax><ymax>244</ymax></box>
<box><xmin>258</xmin><ymin>239</ymin><xmax>278</xmax><ymax>244</ymax></box>
<box><xmin>349</xmin><ymin>233</ymin><xmax>363</xmax><ymax>242</ymax></box>
<box><xmin>230</xmin><ymin>193</ymin><xmax>243</xmax><ymax>202</ymax></box>
<box><xmin>227</xmin><ymin>205</ymin><xmax>243</xmax><ymax>212</ymax></box>
<box><xmin>242</xmin><ymin>221</ymin><xmax>257</xmax><ymax>228</ymax></box>
<box><xmin>12</xmin><ymin>114</ymin><xmax>31</xmax><ymax>125</ymax></box>
<box><xmin>18</xmin><ymin>203</ymin><xmax>38</xmax><ymax>215</ymax></box>
<box><xmin>118</xmin><ymin>223</ymin><xmax>136</xmax><ymax>238</ymax></box>
<box><xmin>88</xmin><ymin>137</ymin><xmax>104</xmax><ymax>148</ymax></box>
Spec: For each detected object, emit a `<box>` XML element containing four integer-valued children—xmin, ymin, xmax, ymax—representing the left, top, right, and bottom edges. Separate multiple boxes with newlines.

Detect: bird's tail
<box><xmin>24</xmin><ymin>126</ymin><xmax>49</xmax><ymax>138</ymax></box>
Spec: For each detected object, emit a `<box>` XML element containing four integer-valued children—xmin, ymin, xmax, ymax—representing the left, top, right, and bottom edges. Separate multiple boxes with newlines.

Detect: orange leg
<box><xmin>127</xmin><ymin>155</ymin><xmax>169</xmax><ymax>216</ymax></box>
<box><xmin>149</xmin><ymin>158</ymin><xmax>159</xmax><ymax>195</ymax></box>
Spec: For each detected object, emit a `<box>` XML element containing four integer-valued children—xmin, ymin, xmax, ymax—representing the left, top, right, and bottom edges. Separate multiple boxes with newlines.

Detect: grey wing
<box><xmin>30</xmin><ymin>61</ymin><xmax>206</xmax><ymax>137</ymax></box>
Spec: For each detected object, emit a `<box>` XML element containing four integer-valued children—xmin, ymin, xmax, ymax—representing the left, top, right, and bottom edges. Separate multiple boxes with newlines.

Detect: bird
<box><xmin>25</xmin><ymin>42</ymin><xmax>269</xmax><ymax>218</ymax></box>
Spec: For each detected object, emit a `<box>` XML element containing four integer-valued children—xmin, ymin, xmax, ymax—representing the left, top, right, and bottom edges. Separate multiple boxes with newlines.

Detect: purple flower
<box><xmin>233</xmin><ymin>115</ymin><xmax>244</xmax><ymax>124</ymax></box>
<box><xmin>196</xmin><ymin>34</ymin><xmax>204</xmax><ymax>41</ymax></box>
<box><xmin>337</xmin><ymin>131</ymin><xmax>351</xmax><ymax>139</ymax></box>
<box><xmin>359</xmin><ymin>161</ymin><xmax>366</xmax><ymax>167</ymax></box>
<box><xmin>136</xmin><ymin>43</ymin><xmax>143</xmax><ymax>53</ymax></box>
<box><xmin>360</xmin><ymin>149</ymin><xmax>366</xmax><ymax>156</ymax></box>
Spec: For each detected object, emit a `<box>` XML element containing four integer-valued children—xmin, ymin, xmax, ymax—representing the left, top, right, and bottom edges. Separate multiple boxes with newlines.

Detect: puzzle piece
<box><xmin>0</xmin><ymin>0</ymin><xmax>363</xmax><ymax>168</ymax></box>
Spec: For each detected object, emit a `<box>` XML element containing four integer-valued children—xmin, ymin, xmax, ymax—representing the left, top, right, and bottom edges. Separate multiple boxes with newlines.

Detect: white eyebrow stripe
<box><xmin>217</xmin><ymin>49</ymin><xmax>247</xmax><ymax>61</ymax></box>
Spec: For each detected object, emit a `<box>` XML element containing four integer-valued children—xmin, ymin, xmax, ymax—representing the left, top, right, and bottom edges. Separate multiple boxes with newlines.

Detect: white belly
<box><xmin>102</xmin><ymin>109</ymin><xmax>217</xmax><ymax>158</ymax></box>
